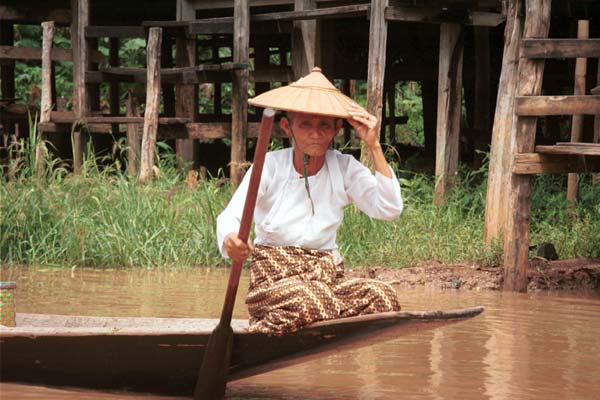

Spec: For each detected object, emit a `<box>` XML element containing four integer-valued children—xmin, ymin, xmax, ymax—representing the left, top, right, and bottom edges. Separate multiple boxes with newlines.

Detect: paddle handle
<box><xmin>219</xmin><ymin>108</ymin><xmax>275</xmax><ymax>326</ymax></box>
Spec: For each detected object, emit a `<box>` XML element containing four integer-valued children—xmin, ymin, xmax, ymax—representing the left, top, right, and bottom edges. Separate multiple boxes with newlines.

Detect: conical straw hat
<box><xmin>248</xmin><ymin>67</ymin><xmax>367</xmax><ymax>118</ymax></box>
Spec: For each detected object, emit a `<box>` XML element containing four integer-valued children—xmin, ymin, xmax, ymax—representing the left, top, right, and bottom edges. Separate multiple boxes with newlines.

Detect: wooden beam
<box><xmin>521</xmin><ymin>38</ymin><xmax>600</xmax><ymax>59</ymax></box>
<box><xmin>513</xmin><ymin>153</ymin><xmax>600</xmax><ymax>174</ymax></box>
<box><xmin>384</xmin><ymin>7</ymin><xmax>505</xmax><ymax>27</ymax></box>
<box><xmin>85</xmin><ymin>26</ymin><xmax>146</xmax><ymax>39</ymax></box>
<box><xmin>434</xmin><ymin>23</ymin><xmax>463</xmax><ymax>205</ymax></box>
<box><xmin>503</xmin><ymin>0</ymin><xmax>551</xmax><ymax>293</ymax></box>
<box><xmin>516</xmin><ymin>95</ymin><xmax>600</xmax><ymax>116</ymax></box>
<box><xmin>230</xmin><ymin>0</ymin><xmax>250</xmax><ymax>187</ymax></box>
<box><xmin>0</xmin><ymin>6</ymin><xmax>71</xmax><ymax>25</ymax></box>
<box><xmin>86</xmin><ymin>64</ymin><xmax>244</xmax><ymax>84</ymax></box>
<box><xmin>536</xmin><ymin>143</ymin><xmax>600</xmax><ymax>156</ymax></box>
<box><xmin>139</xmin><ymin>27</ymin><xmax>162</xmax><ymax>185</ymax></box>
<box><xmin>484</xmin><ymin>0</ymin><xmax>521</xmax><ymax>247</ymax></box>
<box><xmin>0</xmin><ymin>45</ymin><xmax>105</xmax><ymax>63</ymax></box>
<box><xmin>362</xmin><ymin>0</ymin><xmax>388</xmax><ymax>167</ymax></box>
<box><xmin>292</xmin><ymin>0</ymin><xmax>318</xmax><ymax>79</ymax></box>
<box><xmin>253</xmin><ymin>4</ymin><xmax>370</xmax><ymax>21</ymax></box>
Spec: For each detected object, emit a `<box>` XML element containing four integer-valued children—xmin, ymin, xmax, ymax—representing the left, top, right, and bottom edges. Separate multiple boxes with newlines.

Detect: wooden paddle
<box><xmin>193</xmin><ymin>108</ymin><xmax>275</xmax><ymax>400</ymax></box>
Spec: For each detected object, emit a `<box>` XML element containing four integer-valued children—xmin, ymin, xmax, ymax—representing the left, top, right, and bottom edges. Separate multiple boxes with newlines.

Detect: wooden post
<box><xmin>484</xmin><ymin>0</ymin><xmax>523</xmax><ymax>243</ymax></box>
<box><xmin>566</xmin><ymin>20</ymin><xmax>589</xmax><ymax>207</ymax></box>
<box><xmin>213</xmin><ymin>44</ymin><xmax>224</xmax><ymax>113</ymax></box>
<box><xmin>434</xmin><ymin>23</ymin><xmax>463</xmax><ymax>205</ymax></box>
<box><xmin>387</xmin><ymin>81</ymin><xmax>396</xmax><ymax>145</ymax></box>
<box><xmin>38</xmin><ymin>21</ymin><xmax>55</xmax><ymax>175</ymax></box>
<box><xmin>292</xmin><ymin>0</ymin><xmax>317</xmax><ymax>78</ymax></box>
<box><xmin>503</xmin><ymin>0</ymin><xmax>551</xmax><ymax>292</ymax></box>
<box><xmin>175</xmin><ymin>3</ymin><xmax>198</xmax><ymax>170</ymax></box>
<box><xmin>473</xmin><ymin>26</ymin><xmax>491</xmax><ymax>167</ymax></box>
<box><xmin>40</xmin><ymin>22</ymin><xmax>55</xmax><ymax>124</ymax></box>
<box><xmin>230</xmin><ymin>0</ymin><xmax>250</xmax><ymax>187</ymax></box>
<box><xmin>362</xmin><ymin>0</ymin><xmax>389</xmax><ymax>167</ymax></box>
<box><xmin>71</xmin><ymin>0</ymin><xmax>90</xmax><ymax>172</ymax></box>
<box><xmin>139</xmin><ymin>28</ymin><xmax>162</xmax><ymax>185</ymax></box>
<box><xmin>109</xmin><ymin>38</ymin><xmax>120</xmax><ymax>135</ymax></box>
<box><xmin>126</xmin><ymin>91</ymin><xmax>142</xmax><ymax>176</ymax></box>
<box><xmin>593</xmin><ymin>59</ymin><xmax>600</xmax><ymax>186</ymax></box>
<box><xmin>422</xmin><ymin>79</ymin><xmax>438</xmax><ymax>159</ymax></box>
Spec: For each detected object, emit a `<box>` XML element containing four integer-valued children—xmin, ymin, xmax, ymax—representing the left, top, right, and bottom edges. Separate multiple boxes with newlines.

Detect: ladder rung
<box><xmin>521</xmin><ymin>39</ymin><xmax>600</xmax><ymax>59</ymax></box>
<box><xmin>516</xmin><ymin>95</ymin><xmax>600</xmax><ymax>116</ymax></box>
<box><xmin>536</xmin><ymin>144</ymin><xmax>600</xmax><ymax>156</ymax></box>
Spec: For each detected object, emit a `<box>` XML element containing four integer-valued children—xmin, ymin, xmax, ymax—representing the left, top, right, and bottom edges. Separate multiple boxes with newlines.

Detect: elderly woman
<box><xmin>216</xmin><ymin>67</ymin><xmax>403</xmax><ymax>336</ymax></box>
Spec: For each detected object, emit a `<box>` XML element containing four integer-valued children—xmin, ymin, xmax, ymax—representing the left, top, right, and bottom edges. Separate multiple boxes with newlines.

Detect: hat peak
<box><xmin>312</xmin><ymin>67</ymin><xmax>322</xmax><ymax>73</ymax></box>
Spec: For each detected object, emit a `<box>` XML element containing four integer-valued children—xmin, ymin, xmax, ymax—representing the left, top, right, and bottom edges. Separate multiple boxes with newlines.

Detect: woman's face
<box><xmin>281</xmin><ymin>113</ymin><xmax>342</xmax><ymax>157</ymax></box>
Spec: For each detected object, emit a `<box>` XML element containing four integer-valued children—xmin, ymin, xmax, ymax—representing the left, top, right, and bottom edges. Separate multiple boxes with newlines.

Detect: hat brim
<box><xmin>248</xmin><ymin>85</ymin><xmax>367</xmax><ymax>119</ymax></box>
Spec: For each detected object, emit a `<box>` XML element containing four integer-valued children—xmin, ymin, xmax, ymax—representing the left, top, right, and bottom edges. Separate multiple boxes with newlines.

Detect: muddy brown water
<box><xmin>1</xmin><ymin>266</ymin><xmax>599</xmax><ymax>400</ymax></box>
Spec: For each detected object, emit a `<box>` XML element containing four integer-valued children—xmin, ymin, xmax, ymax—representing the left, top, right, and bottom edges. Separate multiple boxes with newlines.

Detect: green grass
<box><xmin>1</xmin><ymin>124</ymin><xmax>599</xmax><ymax>269</ymax></box>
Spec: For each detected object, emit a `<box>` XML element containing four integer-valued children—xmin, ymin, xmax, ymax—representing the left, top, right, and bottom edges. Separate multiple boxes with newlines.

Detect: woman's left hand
<box><xmin>347</xmin><ymin>104</ymin><xmax>380</xmax><ymax>149</ymax></box>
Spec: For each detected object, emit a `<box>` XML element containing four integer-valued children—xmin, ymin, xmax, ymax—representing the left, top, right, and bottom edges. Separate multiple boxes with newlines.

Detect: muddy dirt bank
<box><xmin>348</xmin><ymin>258</ymin><xmax>600</xmax><ymax>293</ymax></box>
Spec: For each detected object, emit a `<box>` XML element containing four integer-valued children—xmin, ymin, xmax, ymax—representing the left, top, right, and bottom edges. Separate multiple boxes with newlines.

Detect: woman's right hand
<box><xmin>223</xmin><ymin>232</ymin><xmax>254</xmax><ymax>263</ymax></box>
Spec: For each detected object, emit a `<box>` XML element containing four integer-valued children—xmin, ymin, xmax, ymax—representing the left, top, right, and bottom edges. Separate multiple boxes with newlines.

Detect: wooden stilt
<box><xmin>422</xmin><ymin>80</ymin><xmax>437</xmax><ymax>159</ymax></box>
<box><xmin>363</xmin><ymin>0</ymin><xmax>389</xmax><ymax>167</ymax></box>
<box><xmin>230</xmin><ymin>0</ymin><xmax>250</xmax><ymax>187</ymax></box>
<box><xmin>109</xmin><ymin>38</ymin><xmax>120</xmax><ymax>135</ymax></box>
<box><xmin>175</xmin><ymin>3</ymin><xmax>198</xmax><ymax>171</ymax></box>
<box><xmin>38</xmin><ymin>21</ymin><xmax>55</xmax><ymax>176</ymax></box>
<box><xmin>40</xmin><ymin>22</ymin><xmax>54</xmax><ymax>124</ymax></box>
<box><xmin>473</xmin><ymin>26</ymin><xmax>491</xmax><ymax>167</ymax></box>
<box><xmin>126</xmin><ymin>91</ymin><xmax>142</xmax><ymax>176</ymax></box>
<box><xmin>213</xmin><ymin>44</ymin><xmax>224</xmax><ymax>114</ymax></box>
<box><xmin>434</xmin><ymin>23</ymin><xmax>463</xmax><ymax>205</ymax></box>
<box><xmin>71</xmin><ymin>0</ymin><xmax>90</xmax><ymax>172</ymax></box>
<box><xmin>387</xmin><ymin>81</ymin><xmax>396</xmax><ymax>146</ymax></box>
<box><xmin>503</xmin><ymin>0</ymin><xmax>551</xmax><ymax>292</ymax></box>
<box><xmin>72</xmin><ymin>130</ymin><xmax>87</xmax><ymax>173</ymax></box>
<box><xmin>89</xmin><ymin>38</ymin><xmax>100</xmax><ymax>112</ymax></box>
<box><xmin>139</xmin><ymin>28</ymin><xmax>162</xmax><ymax>185</ymax></box>
<box><xmin>566</xmin><ymin>20</ymin><xmax>589</xmax><ymax>208</ymax></box>
<box><xmin>292</xmin><ymin>0</ymin><xmax>317</xmax><ymax>78</ymax></box>
<box><xmin>484</xmin><ymin>0</ymin><xmax>523</xmax><ymax>243</ymax></box>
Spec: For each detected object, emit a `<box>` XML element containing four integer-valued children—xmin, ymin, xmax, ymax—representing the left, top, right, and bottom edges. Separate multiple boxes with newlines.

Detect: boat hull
<box><xmin>0</xmin><ymin>307</ymin><xmax>483</xmax><ymax>395</ymax></box>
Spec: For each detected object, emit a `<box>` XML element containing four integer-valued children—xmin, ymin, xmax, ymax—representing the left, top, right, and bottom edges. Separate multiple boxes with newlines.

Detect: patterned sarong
<box><xmin>245</xmin><ymin>245</ymin><xmax>401</xmax><ymax>336</ymax></box>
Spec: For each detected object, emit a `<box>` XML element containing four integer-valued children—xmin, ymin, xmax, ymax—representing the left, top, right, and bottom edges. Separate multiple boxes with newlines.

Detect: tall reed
<box><xmin>1</xmin><ymin>123</ymin><xmax>599</xmax><ymax>269</ymax></box>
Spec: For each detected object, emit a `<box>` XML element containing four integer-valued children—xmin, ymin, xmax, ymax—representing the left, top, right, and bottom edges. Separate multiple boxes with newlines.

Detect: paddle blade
<box><xmin>193</xmin><ymin>323</ymin><xmax>234</xmax><ymax>400</ymax></box>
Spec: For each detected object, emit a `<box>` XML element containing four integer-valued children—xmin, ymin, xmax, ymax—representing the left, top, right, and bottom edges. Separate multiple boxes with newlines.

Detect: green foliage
<box><xmin>2</xmin><ymin>122</ymin><xmax>599</xmax><ymax>269</ymax></box>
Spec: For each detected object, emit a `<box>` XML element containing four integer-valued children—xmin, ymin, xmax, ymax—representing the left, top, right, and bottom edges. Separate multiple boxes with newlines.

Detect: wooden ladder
<box><xmin>502</xmin><ymin>1</ymin><xmax>600</xmax><ymax>291</ymax></box>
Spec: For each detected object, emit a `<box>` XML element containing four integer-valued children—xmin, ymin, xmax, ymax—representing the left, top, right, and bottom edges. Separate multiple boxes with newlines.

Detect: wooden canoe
<box><xmin>0</xmin><ymin>306</ymin><xmax>483</xmax><ymax>395</ymax></box>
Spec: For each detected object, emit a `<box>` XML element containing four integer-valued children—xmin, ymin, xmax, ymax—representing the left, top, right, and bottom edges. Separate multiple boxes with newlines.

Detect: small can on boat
<box><xmin>1</xmin><ymin>281</ymin><xmax>16</xmax><ymax>327</ymax></box>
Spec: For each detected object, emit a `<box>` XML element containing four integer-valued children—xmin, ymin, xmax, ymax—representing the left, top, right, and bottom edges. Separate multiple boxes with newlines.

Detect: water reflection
<box><xmin>1</xmin><ymin>266</ymin><xmax>599</xmax><ymax>400</ymax></box>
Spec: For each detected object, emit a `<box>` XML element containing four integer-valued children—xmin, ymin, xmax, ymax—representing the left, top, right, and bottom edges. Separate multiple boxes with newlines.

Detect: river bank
<box><xmin>350</xmin><ymin>258</ymin><xmax>600</xmax><ymax>293</ymax></box>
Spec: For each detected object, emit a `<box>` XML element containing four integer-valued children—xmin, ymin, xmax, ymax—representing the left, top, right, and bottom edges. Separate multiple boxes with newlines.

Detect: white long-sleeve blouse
<box><xmin>216</xmin><ymin>148</ymin><xmax>403</xmax><ymax>258</ymax></box>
